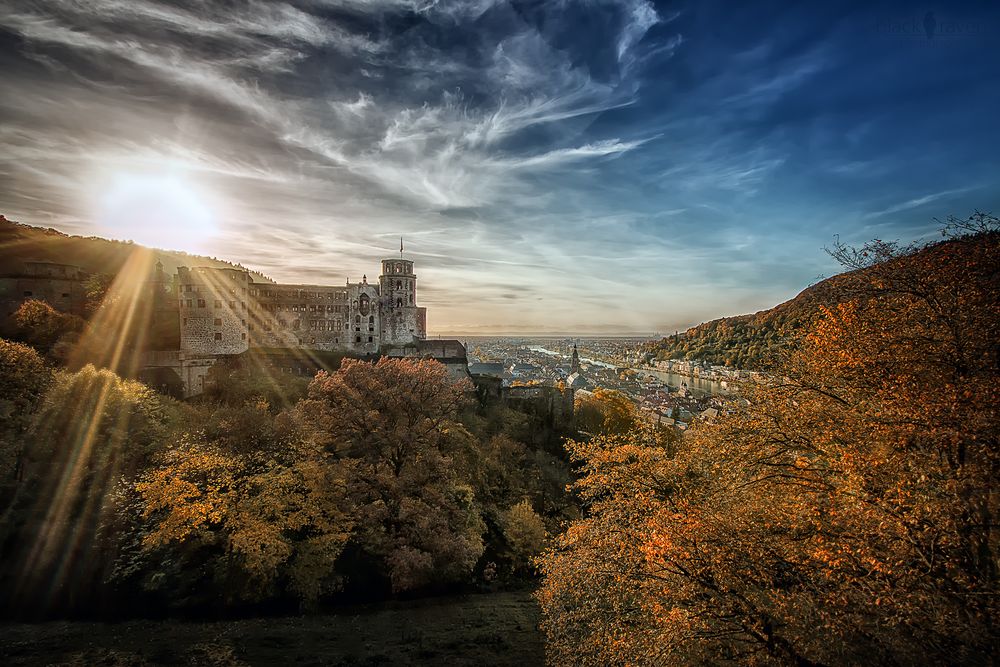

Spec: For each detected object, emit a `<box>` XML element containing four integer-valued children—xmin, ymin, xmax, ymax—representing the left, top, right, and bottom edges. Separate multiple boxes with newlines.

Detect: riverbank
<box><xmin>0</xmin><ymin>591</ymin><xmax>544</xmax><ymax>666</ymax></box>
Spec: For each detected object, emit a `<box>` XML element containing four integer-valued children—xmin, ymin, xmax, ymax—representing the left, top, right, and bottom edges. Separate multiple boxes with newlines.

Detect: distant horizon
<box><xmin>3</xmin><ymin>213</ymin><xmax>764</xmax><ymax>335</ymax></box>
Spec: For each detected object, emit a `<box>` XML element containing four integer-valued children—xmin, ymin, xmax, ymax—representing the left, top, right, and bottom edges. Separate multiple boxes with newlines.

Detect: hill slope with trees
<box><xmin>649</xmin><ymin>219</ymin><xmax>996</xmax><ymax>370</ymax></box>
<box><xmin>539</xmin><ymin>214</ymin><xmax>1000</xmax><ymax>666</ymax></box>
<box><xmin>0</xmin><ymin>214</ymin><xmax>273</xmax><ymax>282</ymax></box>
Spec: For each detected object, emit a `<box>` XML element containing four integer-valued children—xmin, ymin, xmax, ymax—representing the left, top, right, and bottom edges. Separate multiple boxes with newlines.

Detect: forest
<box><xmin>0</xmin><ymin>214</ymin><xmax>997</xmax><ymax>666</ymax></box>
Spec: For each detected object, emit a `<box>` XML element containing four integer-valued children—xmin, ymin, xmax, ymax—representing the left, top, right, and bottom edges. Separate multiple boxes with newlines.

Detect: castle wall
<box><xmin>177</xmin><ymin>266</ymin><xmax>250</xmax><ymax>355</ymax></box>
<box><xmin>164</xmin><ymin>255</ymin><xmax>436</xmax><ymax>395</ymax></box>
<box><xmin>250</xmin><ymin>283</ymin><xmax>351</xmax><ymax>350</ymax></box>
<box><xmin>0</xmin><ymin>261</ymin><xmax>88</xmax><ymax>318</ymax></box>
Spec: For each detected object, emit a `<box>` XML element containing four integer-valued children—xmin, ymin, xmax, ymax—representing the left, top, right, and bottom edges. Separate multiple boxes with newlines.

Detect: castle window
<box><xmin>409</xmin><ymin>294</ymin><xmax>413</xmax><ymax>303</ymax></box>
<box><xmin>396</xmin><ymin>298</ymin><xmax>402</xmax><ymax>308</ymax></box>
<box><xmin>368</xmin><ymin>336</ymin><xmax>373</xmax><ymax>343</ymax></box>
<box><xmin>62</xmin><ymin>292</ymin><xmax>70</xmax><ymax>298</ymax></box>
<box><xmin>197</xmin><ymin>299</ymin><xmax>206</xmax><ymax>308</ymax></box>
<box><xmin>369</xmin><ymin>315</ymin><xmax>374</xmax><ymax>323</ymax></box>
<box><xmin>213</xmin><ymin>318</ymin><xmax>222</xmax><ymax>326</ymax></box>
<box><xmin>214</xmin><ymin>333</ymin><xmax>222</xmax><ymax>340</ymax></box>
<box><xmin>241</xmin><ymin>333</ymin><xmax>246</xmax><ymax>340</ymax></box>
<box><xmin>355</xmin><ymin>336</ymin><xmax>361</xmax><ymax>343</ymax></box>
<box><xmin>396</xmin><ymin>280</ymin><xmax>402</xmax><ymax>288</ymax></box>
<box><xmin>355</xmin><ymin>315</ymin><xmax>360</xmax><ymax>323</ymax></box>
<box><xmin>183</xmin><ymin>318</ymin><xmax>188</xmax><ymax>325</ymax></box>
<box><xmin>186</xmin><ymin>299</ymin><xmax>193</xmax><ymax>308</ymax></box>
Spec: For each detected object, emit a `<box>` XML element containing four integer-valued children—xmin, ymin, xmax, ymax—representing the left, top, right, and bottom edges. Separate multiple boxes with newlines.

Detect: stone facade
<box><xmin>146</xmin><ymin>254</ymin><xmax>436</xmax><ymax>396</ymax></box>
<box><xmin>0</xmin><ymin>261</ymin><xmax>88</xmax><ymax>318</ymax></box>
<box><xmin>173</xmin><ymin>256</ymin><xmax>427</xmax><ymax>358</ymax></box>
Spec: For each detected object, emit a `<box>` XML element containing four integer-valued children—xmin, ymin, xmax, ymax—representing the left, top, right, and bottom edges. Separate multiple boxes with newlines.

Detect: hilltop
<box><xmin>0</xmin><ymin>215</ymin><xmax>273</xmax><ymax>283</ymax></box>
<box><xmin>649</xmin><ymin>225</ymin><xmax>1000</xmax><ymax>370</ymax></box>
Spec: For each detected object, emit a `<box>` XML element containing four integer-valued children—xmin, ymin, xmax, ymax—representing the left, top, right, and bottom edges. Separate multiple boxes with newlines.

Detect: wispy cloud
<box><xmin>1</xmin><ymin>0</ymin><xmax>997</xmax><ymax>333</ymax></box>
<box><xmin>862</xmin><ymin>186</ymin><xmax>980</xmax><ymax>219</ymax></box>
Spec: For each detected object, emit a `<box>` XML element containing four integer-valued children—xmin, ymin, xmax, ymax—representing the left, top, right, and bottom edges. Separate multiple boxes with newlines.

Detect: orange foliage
<box><xmin>538</xmin><ymin>219</ymin><xmax>999</xmax><ymax>665</ymax></box>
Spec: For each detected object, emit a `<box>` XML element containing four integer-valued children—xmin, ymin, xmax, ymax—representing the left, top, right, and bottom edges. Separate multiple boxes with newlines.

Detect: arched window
<box><xmin>355</xmin><ymin>315</ymin><xmax>360</xmax><ymax>323</ymax></box>
<box><xmin>396</xmin><ymin>280</ymin><xmax>402</xmax><ymax>288</ymax></box>
<box><xmin>396</xmin><ymin>298</ymin><xmax>402</xmax><ymax>307</ymax></box>
<box><xmin>369</xmin><ymin>315</ymin><xmax>374</xmax><ymax>323</ymax></box>
<box><xmin>355</xmin><ymin>335</ymin><xmax>361</xmax><ymax>343</ymax></box>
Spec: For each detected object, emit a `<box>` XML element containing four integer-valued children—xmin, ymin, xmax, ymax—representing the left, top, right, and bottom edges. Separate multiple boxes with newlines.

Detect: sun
<box><xmin>97</xmin><ymin>172</ymin><xmax>218</xmax><ymax>253</ymax></box>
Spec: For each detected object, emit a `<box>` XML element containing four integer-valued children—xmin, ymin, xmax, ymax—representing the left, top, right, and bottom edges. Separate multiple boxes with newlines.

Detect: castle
<box><xmin>140</xmin><ymin>252</ymin><xmax>472</xmax><ymax>397</ymax></box>
<box><xmin>163</xmin><ymin>256</ymin><xmax>426</xmax><ymax>355</ymax></box>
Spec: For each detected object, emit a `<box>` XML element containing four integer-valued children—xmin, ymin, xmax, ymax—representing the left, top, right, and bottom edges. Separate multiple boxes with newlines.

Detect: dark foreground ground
<box><xmin>0</xmin><ymin>591</ymin><xmax>544</xmax><ymax>666</ymax></box>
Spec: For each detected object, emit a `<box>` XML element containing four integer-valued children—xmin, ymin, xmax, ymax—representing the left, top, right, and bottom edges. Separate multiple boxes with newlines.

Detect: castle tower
<box><xmin>378</xmin><ymin>255</ymin><xmax>427</xmax><ymax>345</ymax></box>
<box><xmin>571</xmin><ymin>343</ymin><xmax>580</xmax><ymax>374</ymax></box>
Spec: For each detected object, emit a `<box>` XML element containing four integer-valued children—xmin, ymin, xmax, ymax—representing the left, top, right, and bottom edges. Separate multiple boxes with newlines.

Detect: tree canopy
<box><xmin>538</xmin><ymin>216</ymin><xmax>1000</xmax><ymax>666</ymax></box>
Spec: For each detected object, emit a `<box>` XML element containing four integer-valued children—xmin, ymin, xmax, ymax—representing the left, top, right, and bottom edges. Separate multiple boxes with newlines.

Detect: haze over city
<box><xmin>1</xmin><ymin>0</ymin><xmax>998</xmax><ymax>334</ymax></box>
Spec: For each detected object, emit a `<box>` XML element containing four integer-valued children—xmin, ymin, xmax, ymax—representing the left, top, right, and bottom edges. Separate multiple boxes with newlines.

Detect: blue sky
<box><xmin>1</xmin><ymin>0</ymin><xmax>997</xmax><ymax>334</ymax></box>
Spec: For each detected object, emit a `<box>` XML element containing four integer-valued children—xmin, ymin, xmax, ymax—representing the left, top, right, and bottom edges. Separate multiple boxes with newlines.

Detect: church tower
<box><xmin>571</xmin><ymin>343</ymin><xmax>580</xmax><ymax>374</ymax></box>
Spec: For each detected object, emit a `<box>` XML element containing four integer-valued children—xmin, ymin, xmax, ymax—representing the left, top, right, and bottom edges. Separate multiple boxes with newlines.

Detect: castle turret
<box><xmin>379</xmin><ymin>255</ymin><xmax>426</xmax><ymax>345</ymax></box>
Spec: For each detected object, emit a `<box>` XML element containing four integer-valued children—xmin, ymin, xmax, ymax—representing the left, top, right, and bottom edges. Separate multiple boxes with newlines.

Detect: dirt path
<box><xmin>0</xmin><ymin>591</ymin><xmax>545</xmax><ymax>666</ymax></box>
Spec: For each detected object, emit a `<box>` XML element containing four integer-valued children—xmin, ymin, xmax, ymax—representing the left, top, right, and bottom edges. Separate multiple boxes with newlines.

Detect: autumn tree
<box><xmin>538</xmin><ymin>215</ymin><xmax>1000</xmax><ymax>666</ymax></box>
<box><xmin>2</xmin><ymin>365</ymin><xmax>177</xmax><ymax>614</ymax></box>
<box><xmin>297</xmin><ymin>357</ymin><xmax>484</xmax><ymax>593</ymax></box>
<box><xmin>8</xmin><ymin>298</ymin><xmax>84</xmax><ymax>360</ymax></box>
<box><xmin>0</xmin><ymin>339</ymin><xmax>50</xmax><ymax>487</ymax></box>
<box><xmin>133</xmin><ymin>435</ymin><xmax>352</xmax><ymax>607</ymax></box>
<box><xmin>575</xmin><ymin>388</ymin><xmax>639</xmax><ymax>435</ymax></box>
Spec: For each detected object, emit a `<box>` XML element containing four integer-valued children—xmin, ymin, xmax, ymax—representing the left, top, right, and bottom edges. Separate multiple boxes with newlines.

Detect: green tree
<box><xmin>0</xmin><ymin>339</ymin><xmax>51</xmax><ymax>485</ymax></box>
<box><xmin>3</xmin><ymin>365</ymin><xmax>176</xmax><ymax>613</ymax></box>
<box><xmin>503</xmin><ymin>499</ymin><xmax>547</xmax><ymax>572</ymax></box>
<box><xmin>9</xmin><ymin>299</ymin><xmax>83</xmax><ymax>359</ymax></box>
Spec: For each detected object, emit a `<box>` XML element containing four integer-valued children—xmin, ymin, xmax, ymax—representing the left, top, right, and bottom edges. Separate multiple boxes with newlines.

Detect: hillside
<box><xmin>0</xmin><ymin>215</ymin><xmax>273</xmax><ymax>283</ymax></box>
<box><xmin>649</xmin><ymin>229</ymin><xmax>999</xmax><ymax>370</ymax></box>
<box><xmin>649</xmin><ymin>277</ymin><xmax>848</xmax><ymax>370</ymax></box>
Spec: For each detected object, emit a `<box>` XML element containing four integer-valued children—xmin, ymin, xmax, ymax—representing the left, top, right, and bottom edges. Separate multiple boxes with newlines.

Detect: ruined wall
<box><xmin>138</xmin><ymin>350</ymin><xmax>219</xmax><ymax>399</ymax></box>
<box><xmin>0</xmin><ymin>261</ymin><xmax>87</xmax><ymax>318</ymax></box>
<box><xmin>177</xmin><ymin>266</ymin><xmax>250</xmax><ymax>355</ymax></box>
<box><xmin>250</xmin><ymin>283</ymin><xmax>351</xmax><ymax>351</ymax></box>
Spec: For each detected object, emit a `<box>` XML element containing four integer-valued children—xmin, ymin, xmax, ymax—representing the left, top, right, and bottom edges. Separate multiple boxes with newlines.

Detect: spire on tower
<box><xmin>400</xmin><ymin>236</ymin><xmax>404</xmax><ymax>257</ymax></box>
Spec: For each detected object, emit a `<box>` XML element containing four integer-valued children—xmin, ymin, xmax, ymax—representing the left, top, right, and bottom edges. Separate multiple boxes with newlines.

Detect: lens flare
<box><xmin>97</xmin><ymin>173</ymin><xmax>217</xmax><ymax>252</ymax></box>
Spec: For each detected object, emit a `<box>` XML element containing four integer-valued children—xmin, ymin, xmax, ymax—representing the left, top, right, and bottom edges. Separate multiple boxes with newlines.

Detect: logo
<box><xmin>874</xmin><ymin>10</ymin><xmax>989</xmax><ymax>44</ymax></box>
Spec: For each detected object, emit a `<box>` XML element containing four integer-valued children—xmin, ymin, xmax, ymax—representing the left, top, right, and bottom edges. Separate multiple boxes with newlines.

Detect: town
<box><xmin>461</xmin><ymin>336</ymin><xmax>750</xmax><ymax>430</ymax></box>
